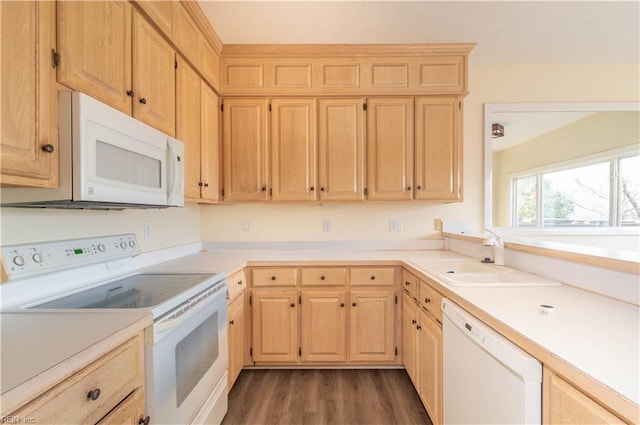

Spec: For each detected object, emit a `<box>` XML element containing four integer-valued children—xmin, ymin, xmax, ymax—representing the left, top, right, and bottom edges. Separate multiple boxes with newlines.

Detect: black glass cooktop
<box><xmin>30</xmin><ymin>273</ymin><xmax>214</xmax><ymax>309</ymax></box>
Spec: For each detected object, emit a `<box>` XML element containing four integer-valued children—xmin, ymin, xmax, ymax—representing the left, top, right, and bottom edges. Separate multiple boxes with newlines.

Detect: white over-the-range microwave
<box><xmin>2</xmin><ymin>91</ymin><xmax>184</xmax><ymax>209</ymax></box>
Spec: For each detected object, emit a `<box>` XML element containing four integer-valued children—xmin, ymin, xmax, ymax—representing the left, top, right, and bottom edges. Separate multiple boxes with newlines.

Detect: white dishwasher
<box><xmin>442</xmin><ymin>299</ymin><xmax>542</xmax><ymax>424</ymax></box>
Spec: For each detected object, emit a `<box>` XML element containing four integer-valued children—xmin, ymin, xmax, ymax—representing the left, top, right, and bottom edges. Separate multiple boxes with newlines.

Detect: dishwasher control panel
<box><xmin>2</xmin><ymin>234</ymin><xmax>140</xmax><ymax>279</ymax></box>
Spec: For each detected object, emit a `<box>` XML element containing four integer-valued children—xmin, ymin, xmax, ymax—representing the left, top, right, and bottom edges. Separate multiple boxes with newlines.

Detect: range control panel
<box><xmin>2</xmin><ymin>234</ymin><xmax>140</xmax><ymax>279</ymax></box>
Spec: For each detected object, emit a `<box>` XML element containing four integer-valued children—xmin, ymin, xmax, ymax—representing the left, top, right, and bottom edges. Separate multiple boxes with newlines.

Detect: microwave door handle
<box><xmin>167</xmin><ymin>140</ymin><xmax>178</xmax><ymax>197</ymax></box>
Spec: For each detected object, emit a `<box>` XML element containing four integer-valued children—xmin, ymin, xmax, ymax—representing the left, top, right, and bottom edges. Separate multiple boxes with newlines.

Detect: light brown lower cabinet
<box><xmin>543</xmin><ymin>367</ymin><xmax>626</xmax><ymax>424</ymax></box>
<box><xmin>301</xmin><ymin>290</ymin><xmax>348</xmax><ymax>362</ymax></box>
<box><xmin>97</xmin><ymin>388</ymin><xmax>146</xmax><ymax>425</ymax></box>
<box><xmin>228</xmin><ymin>292</ymin><xmax>246</xmax><ymax>390</ymax></box>
<box><xmin>251</xmin><ymin>290</ymin><xmax>299</xmax><ymax>363</ymax></box>
<box><xmin>402</xmin><ymin>291</ymin><xmax>443</xmax><ymax>425</ymax></box>
<box><xmin>349</xmin><ymin>289</ymin><xmax>396</xmax><ymax>362</ymax></box>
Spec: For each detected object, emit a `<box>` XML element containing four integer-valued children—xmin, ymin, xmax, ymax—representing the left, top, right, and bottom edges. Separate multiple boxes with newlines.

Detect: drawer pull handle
<box><xmin>271</xmin><ymin>276</ymin><xmax>277</xmax><ymax>280</ymax></box>
<box><xmin>320</xmin><ymin>275</ymin><xmax>326</xmax><ymax>280</ymax></box>
<box><xmin>229</xmin><ymin>320</ymin><xmax>235</xmax><ymax>325</ymax></box>
<box><xmin>87</xmin><ymin>388</ymin><xmax>101</xmax><ymax>401</ymax></box>
<box><xmin>425</xmin><ymin>297</ymin><xmax>431</xmax><ymax>304</ymax></box>
<box><xmin>139</xmin><ymin>416</ymin><xmax>151</xmax><ymax>425</ymax></box>
<box><xmin>42</xmin><ymin>144</ymin><xmax>55</xmax><ymax>153</ymax></box>
<box><xmin>352</xmin><ymin>302</ymin><xmax>357</xmax><ymax>307</ymax></box>
<box><xmin>291</xmin><ymin>303</ymin><xmax>295</xmax><ymax>308</ymax></box>
<box><xmin>340</xmin><ymin>303</ymin><xmax>345</xmax><ymax>307</ymax></box>
<box><xmin>370</xmin><ymin>275</ymin><xmax>376</xmax><ymax>280</ymax></box>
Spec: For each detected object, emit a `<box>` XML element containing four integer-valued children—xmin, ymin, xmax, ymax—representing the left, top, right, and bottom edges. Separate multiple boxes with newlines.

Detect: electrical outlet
<box><xmin>144</xmin><ymin>222</ymin><xmax>152</xmax><ymax>240</ymax></box>
<box><xmin>434</xmin><ymin>218</ymin><xmax>443</xmax><ymax>231</ymax></box>
<box><xmin>389</xmin><ymin>218</ymin><xmax>402</xmax><ymax>232</ymax></box>
<box><xmin>322</xmin><ymin>219</ymin><xmax>332</xmax><ymax>232</ymax></box>
<box><xmin>242</xmin><ymin>220</ymin><xmax>250</xmax><ymax>232</ymax></box>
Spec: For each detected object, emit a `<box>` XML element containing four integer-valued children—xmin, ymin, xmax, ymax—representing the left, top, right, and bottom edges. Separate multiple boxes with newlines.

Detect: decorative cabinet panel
<box><xmin>270</xmin><ymin>98</ymin><xmax>317</xmax><ymax>201</ymax></box>
<box><xmin>317</xmin><ymin>98</ymin><xmax>366</xmax><ymax>201</ymax></box>
<box><xmin>349</xmin><ymin>289</ymin><xmax>396</xmax><ymax>362</ymax></box>
<box><xmin>0</xmin><ymin>0</ymin><xmax>58</xmax><ymax>188</ymax></box>
<box><xmin>415</xmin><ymin>97</ymin><xmax>462</xmax><ymax>201</ymax></box>
<box><xmin>172</xmin><ymin>1</ymin><xmax>201</xmax><ymax>69</ymax></box>
<box><xmin>222</xmin><ymin>98</ymin><xmax>270</xmax><ymax>202</ymax></box>
<box><xmin>134</xmin><ymin>0</ymin><xmax>173</xmax><ymax>37</ymax></box>
<box><xmin>251</xmin><ymin>290</ymin><xmax>299</xmax><ymax>363</ymax></box>
<box><xmin>366</xmin><ymin>97</ymin><xmax>414</xmax><ymax>201</ymax></box>
<box><xmin>300</xmin><ymin>290</ymin><xmax>348</xmax><ymax>362</ymax></box>
<box><xmin>56</xmin><ymin>0</ymin><xmax>132</xmax><ymax>115</ymax></box>
<box><xmin>132</xmin><ymin>11</ymin><xmax>175</xmax><ymax>136</ymax></box>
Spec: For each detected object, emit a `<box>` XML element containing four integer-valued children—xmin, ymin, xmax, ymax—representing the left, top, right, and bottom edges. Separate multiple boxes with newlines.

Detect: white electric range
<box><xmin>1</xmin><ymin>234</ymin><xmax>229</xmax><ymax>425</ymax></box>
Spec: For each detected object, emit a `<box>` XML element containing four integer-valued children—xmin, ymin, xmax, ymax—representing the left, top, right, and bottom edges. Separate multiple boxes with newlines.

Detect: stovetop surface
<box><xmin>30</xmin><ymin>273</ymin><xmax>214</xmax><ymax>309</ymax></box>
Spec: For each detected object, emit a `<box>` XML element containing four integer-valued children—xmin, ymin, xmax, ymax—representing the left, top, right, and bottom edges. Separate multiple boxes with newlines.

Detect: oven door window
<box><xmin>175</xmin><ymin>311</ymin><xmax>219</xmax><ymax>407</ymax></box>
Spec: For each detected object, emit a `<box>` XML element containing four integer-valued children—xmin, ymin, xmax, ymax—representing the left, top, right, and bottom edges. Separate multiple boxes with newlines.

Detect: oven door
<box><xmin>148</xmin><ymin>286</ymin><xmax>228</xmax><ymax>425</ymax></box>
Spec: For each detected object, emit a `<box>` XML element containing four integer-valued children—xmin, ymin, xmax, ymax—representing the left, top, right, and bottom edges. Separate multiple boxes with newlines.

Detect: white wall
<box><xmin>200</xmin><ymin>63</ymin><xmax>640</xmax><ymax>242</ymax></box>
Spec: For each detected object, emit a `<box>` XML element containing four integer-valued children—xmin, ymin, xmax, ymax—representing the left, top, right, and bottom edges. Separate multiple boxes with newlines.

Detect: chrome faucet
<box><xmin>482</xmin><ymin>228</ymin><xmax>504</xmax><ymax>266</ymax></box>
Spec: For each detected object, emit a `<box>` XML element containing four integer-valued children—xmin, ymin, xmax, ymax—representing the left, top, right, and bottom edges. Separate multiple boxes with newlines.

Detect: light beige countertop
<box><xmin>145</xmin><ymin>246</ymin><xmax>639</xmax><ymax>421</ymax></box>
<box><xmin>0</xmin><ymin>310</ymin><xmax>151</xmax><ymax>413</ymax></box>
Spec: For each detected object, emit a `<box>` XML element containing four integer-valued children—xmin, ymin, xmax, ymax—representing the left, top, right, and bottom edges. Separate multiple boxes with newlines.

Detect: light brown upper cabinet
<box><xmin>56</xmin><ymin>0</ymin><xmax>132</xmax><ymax>114</ymax></box>
<box><xmin>415</xmin><ymin>97</ymin><xmax>462</xmax><ymax>201</ymax></box>
<box><xmin>222</xmin><ymin>98</ymin><xmax>270</xmax><ymax>202</ymax></box>
<box><xmin>200</xmin><ymin>83</ymin><xmax>221</xmax><ymax>202</ymax></box>
<box><xmin>1</xmin><ymin>1</ymin><xmax>58</xmax><ymax>188</ymax></box>
<box><xmin>172</xmin><ymin>2</ymin><xmax>201</xmax><ymax>69</ymax></box>
<box><xmin>134</xmin><ymin>0</ymin><xmax>173</xmax><ymax>37</ymax></box>
<box><xmin>132</xmin><ymin>11</ymin><xmax>176</xmax><ymax>136</ymax></box>
<box><xmin>366</xmin><ymin>97</ymin><xmax>414</xmax><ymax>201</ymax></box>
<box><xmin>317</xmin><ymin>98</ymin><xmax>366</xmax><ymax>201</ymax></box>
<box><xmin>270</xmin><ymin>98</ymin><xmax>317</xmax><ymax>201</ymax></box>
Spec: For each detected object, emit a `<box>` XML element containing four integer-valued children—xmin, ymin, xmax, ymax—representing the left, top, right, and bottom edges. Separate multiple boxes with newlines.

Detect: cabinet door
<box><xmin>222</xmin><ymin>98</ymin><xmax>269</xmax><ymax>202</ymax></box>
<box><xmin>318</xmin><ymin>98</ymin><xmax>365</xmax><ymax>201</ymax></box>
<box><xmin>252</xmin><ymin>290</ymin><xmax>298</xmax><ymax>363</ymax></box>
<box><xmin>418</xmin><ymin>309</ymin><xmax>443</xmax><ymax>425</ymax></box>
<box><xmin>200</xmin><ymin>82</ymin><xmax>221</xmax><ymax>202</ymax></box>
<box><xmin>228</xmin><ymin>293</ymin><xmax>245</xmax><ymax>390</ymax></box>
<box><xmin>270</xmin><ymin>98</ymin><xmax>317</xmax><ymax>201</ymax></box>
<box><xmin>176</xmin><ymin>57</ymin><xmax>201</xmax><ymax>200</ymax></box>
<box><xmin>300</xmin><ymin>291</ymin><xmax>347</xmax><ymax>363</ymax></box>
<box><xmin>0</xmin><ymin>0</ymin><xmax>58</xmax><ymax>188</ymax></box>
<box><xmin>543</xmin><ymin>368</ymin><xmax>625</xmax><ymax>424</ymax></box>
<box><xmin>349</xmin><ymin>290</ymin><xmax>396</xmax><ymax>362</ymax></box>
<box><xmin>366</xmin><ymin>97</ymin><xmax>414</xmax><ymax>200</ymax></box>
<box><xmin>56</xmin><ymin>0</ymin><xmax>132</xmax><ymax>114</ymax></box>
<box><xmin>402</xmin><ymin>294</ymin><xmax>418</xmax><ymax>387</ymax></box>
<box><xmin>415</xmin><ymin>97</ymin><xmax>462</xmax><ymax>201</ymax></box>
<box><xmin>132</xmin><ymin>11</ymin><xmax>175</xmax><ymax>136</ymax></box>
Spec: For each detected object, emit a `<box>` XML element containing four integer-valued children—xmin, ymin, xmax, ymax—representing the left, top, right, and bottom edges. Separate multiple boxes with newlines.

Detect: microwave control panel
<box><xmin>2</xmin><ymin>234</ymin><xmax>140</xmax><ymax>279</ymax></box>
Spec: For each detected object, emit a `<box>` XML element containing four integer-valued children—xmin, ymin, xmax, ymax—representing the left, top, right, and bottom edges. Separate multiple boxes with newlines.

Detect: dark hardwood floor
<box><xmin>222</xmin><ymin>369</ymin><xmax>432</xmax><ymax>425</ymax></box>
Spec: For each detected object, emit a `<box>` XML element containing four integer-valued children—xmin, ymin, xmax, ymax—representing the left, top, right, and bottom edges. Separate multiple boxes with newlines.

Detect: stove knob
<box><xmin>97</xmin><ymin>244</ymin><xmax>106</xmax><ymax>252</ymax></box>
<box><xmin>119</xmin><ymin>242</ymin><xmax>127</xmax><ymax>249</ymax></box>
<box><xmin>32</xmin><ymin>253</ymin><xmax>44</xmax><ymax>263</ymax></box>
<box><xmin>12</xmin><ymin>255</ymin><xmax>25</xmax><ymax>267</ymax></box>
<box><xmin>128</xmin><ymin>240</ymin><xmax>136</xmax><ymax>248</ymax></box>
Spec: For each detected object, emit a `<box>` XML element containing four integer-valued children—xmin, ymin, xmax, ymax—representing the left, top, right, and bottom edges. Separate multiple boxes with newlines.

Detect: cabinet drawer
<box><xmin>420</xmin><ymin>280</ymin><xmax>443</xmax><ymax>323</ymax></box>
<box><xmin>350</xmin><ymin>267</ymin><xmax>397</xmax><ymax>286</ymax></box>
<box><xmin>252</xmin><ymin>268</ymin><xmax>298</xmax><ymax>287</ymax></box>
<box><xmin>301</xmin><ymin>268</ymin><xmax>347</xmax><ymax>286</ymax></box>
<box><xmin>402</xmin><ymin>269</ymin><xmax>419</xmax><ymax>300</ymax></box>
<box><xmin>12</xmin><ymin>335</ymin><xmax>143</xmax><ymax>424</ymax></box>
<box><xmin>226</xmin><ymin>269</ymin><xmax>246</xmax><ymax>301</ymax></box>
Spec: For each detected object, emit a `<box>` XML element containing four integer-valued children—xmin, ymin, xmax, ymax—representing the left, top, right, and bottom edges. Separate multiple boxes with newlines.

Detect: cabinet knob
<box><xmin>320</xmin><ymin>275</ymin><xmax>326</xmax><ymax>280</ymax></box>
<box><xmin>42</xmin><ymin>144</ymin><xmax>55</xmax><ymax>153</ymax></box>
<box><xmin>417</xmin><ymin>185</ymin><xmax>422</xmax><ymax>190</ymax></box>
<box><xmin>198</xmin><ymin>182</ymin><xmax>203</xmax><ymax>187</ymax></box>
<box><xmin>139</xmin><ymin>97</ymin><xmax>147</xmax><ymax>105</ymax></box>
<box><xmin>271</xmin><ymin>276</ymin><xmax>277</xmax><ymax>280</ymax></box>
<box><xmin>340</xmin><ymin>303</ymin><xmax>345</xmax><ymax>307</ymax></box>
<box><xmin>310</xmin><ymin>186</ymin><xmax>315</xmax><ymax>191</ymax></box>
<box><xmin>320</xmin><ymin>187</ymin><xmax>325</xmax><ymax>192</ymax></box>
<box><xmin>411</xmin><ymin>319</ymin><xmax>416</xmax><ymax>324</ymax></box>
<box><xmin>126</xmin><ymin>90</ymin><xmax>134</xmax><ymax>97</ymax></box>
<box><xmin>416</xmin><ymin>324</ymin><xmax>422</xmax><ymax>330</ymax></box>
<box><xmin>237</xmin><ymin>280</ymin><xmax>243</xmax><ymax>285</ymax></box>
<box><xmin>204</xmin><ymin>183</ymin><xmax>209</xmax><ymax>187</ymax></box>
<box><xmin>261</xmin><ymin>186</ymin><xmax>267</xmax><ymax>191</ymax></box>
<box><xmin>290</xmin><ymin>303</ymin><xmax>295</xmax><ymax>308</ymax></box>
<box><xmin>425</xmin><ymin>297</ymin><xmax>431</xmax><ymax>304</ymax></box>
<box><xmin>352</xmin><ymin>302</ymin><xmax>357</xmax><ymax>307</ymax></box>
<box><xmin>370</xmin><ymin>275</ymin><xmax>376</xmax><ymax>280</ymax></box>
<box><xmin>404</xmin><ymin>281</ymin><xmax>411</xmax><ymax>286</ymax></box>
<box><xmin>229</xmin><ymin>320</ymin><xmax>235</xmax><ymax>325</ymax></box>
<box><xmin>138</xmin><ymin>416</ymin><xmax>151</xmax><ymax>425</ymax></box>
<box><xmin>407</xmin><ymin>186</ymin><xmax>412</xmax><ymax>191</ymax></box>
<box><xmin>87</xmin><ymin>388</ymin><xmax>101</xmax><ymax>401</ymax></box>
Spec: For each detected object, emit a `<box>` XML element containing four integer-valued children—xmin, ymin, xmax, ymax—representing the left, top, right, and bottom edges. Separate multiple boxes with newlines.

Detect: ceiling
<box><xmin>198</xmin><ymin>1</ymin><xmax>639</xmax><ymax>64</ymax></box>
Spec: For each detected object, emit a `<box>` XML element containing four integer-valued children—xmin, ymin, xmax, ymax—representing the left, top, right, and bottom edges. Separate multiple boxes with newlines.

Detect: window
<box><xmin>512</xmin><ymin>153</ymin><xmax>639</xmax><ymax>227</ymax></box>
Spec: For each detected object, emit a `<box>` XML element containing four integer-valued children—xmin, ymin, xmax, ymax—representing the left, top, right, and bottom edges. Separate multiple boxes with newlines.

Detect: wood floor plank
<box><xmin>222</xmin><ymin>369</ymin><xmax>432</xmax><ymax>425</ymax></box>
